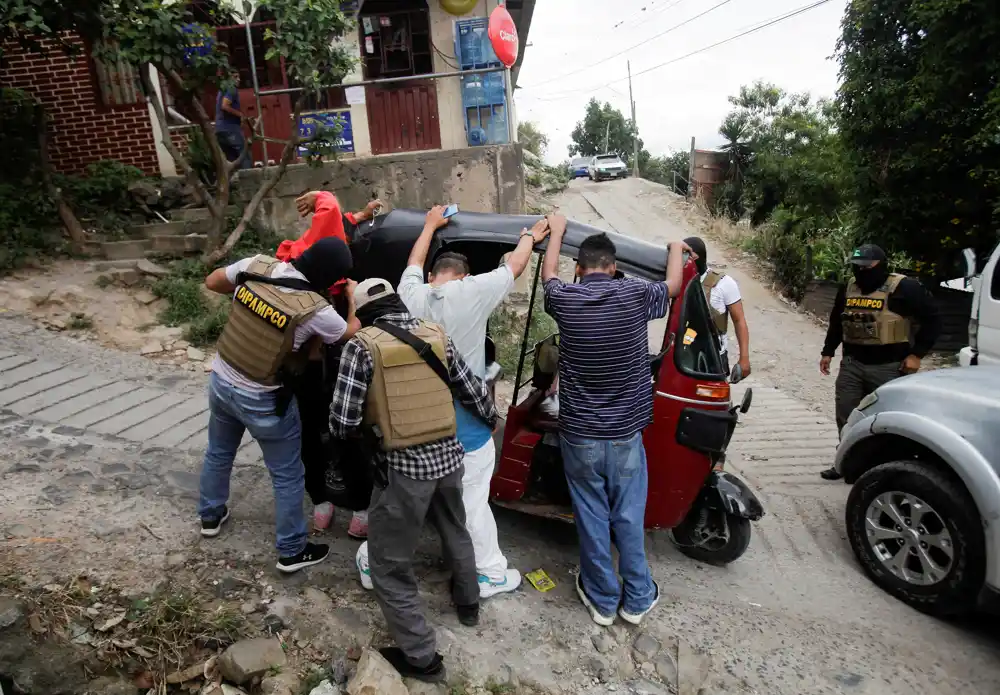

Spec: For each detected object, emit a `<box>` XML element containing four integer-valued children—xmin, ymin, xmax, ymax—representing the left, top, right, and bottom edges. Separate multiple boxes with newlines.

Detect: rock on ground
<box><xmin>346</xmin><ymin>649</ymin><xmax>409</xmax><ymax>695</ymax></box>
<box><xmin>218</xmin><ymin>638</ymin><xmax>287</xmax><ymax>685</ymax></box>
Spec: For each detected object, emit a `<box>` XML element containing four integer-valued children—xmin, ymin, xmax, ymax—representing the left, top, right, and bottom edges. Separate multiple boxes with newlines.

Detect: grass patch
<box><xmin>488</xmin><ymin>303</ymin><xmax>557</xmax><ymax>377</ymax></box>
<box><xmin>4</xmin><ymin>575</ymin><xmax>250</xmax><ymax>678</ymax></box>
<box><xmin>185</xmin><ymin>303</ymin><xmax>230</xmax><ymax>347</ymax></box>
<box><xmin>152</xmin><ymin>275</ymin><xmax>209</xmax><ymax>327</ymax></box>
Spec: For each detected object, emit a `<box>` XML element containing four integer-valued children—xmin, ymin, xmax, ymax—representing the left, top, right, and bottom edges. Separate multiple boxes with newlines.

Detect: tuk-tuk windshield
<box><xmin>674</xmin><ymin>277</ymin><xmax>726</xmax><ymax>379</ymax></box>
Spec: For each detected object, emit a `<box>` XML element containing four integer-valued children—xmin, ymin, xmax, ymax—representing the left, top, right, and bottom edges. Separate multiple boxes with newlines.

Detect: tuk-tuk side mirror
<box><xmin>740</xmin><ymin>389</ymin><xmax>753</xmax><ymax>414</ymax></box>
<box><xmin>961</xmin><ymin>248</ymin><xmax>977</xmax><ymax>279</ymax></box>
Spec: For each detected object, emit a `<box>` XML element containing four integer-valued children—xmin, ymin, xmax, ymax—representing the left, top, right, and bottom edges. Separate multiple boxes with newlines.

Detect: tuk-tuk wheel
<box><xmin>671</xmin><ymin>512</ymin><xmax>752</xmax><ymax>566</ymax></box>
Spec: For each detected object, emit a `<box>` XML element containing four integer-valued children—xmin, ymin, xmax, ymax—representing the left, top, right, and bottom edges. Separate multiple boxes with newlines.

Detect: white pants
<box><xmin>462</xmin><ymin>439</ymin><xmax>507</xmax><ymax>582</ymax></box>
<box><xmin>356</xmin><ymin>440</ymin><xmax>508</xmax><ymax>581</ymax></box>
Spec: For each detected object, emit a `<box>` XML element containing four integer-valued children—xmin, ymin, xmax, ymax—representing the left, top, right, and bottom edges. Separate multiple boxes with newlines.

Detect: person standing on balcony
<box><xmin>215</xmin><ymin>67</ymin><xmax>253</xmax><ymax>170</ymax></box>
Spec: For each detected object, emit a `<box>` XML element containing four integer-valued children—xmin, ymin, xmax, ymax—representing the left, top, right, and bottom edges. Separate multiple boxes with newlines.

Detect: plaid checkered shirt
<box><xmin>329</xmin><ymin>313</ymin><xmax>499</xmax><ymax>480</ymax></box>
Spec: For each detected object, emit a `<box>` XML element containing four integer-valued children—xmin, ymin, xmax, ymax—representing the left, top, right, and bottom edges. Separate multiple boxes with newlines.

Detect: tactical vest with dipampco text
<box><xmin>355</xmin><ymin>321</ymin><xmax>457</xmax><ymax>451</ymax></box>
<box><xmin>842</xmin><ymin>273</ymin><xmax>911</xmax><ymax>346</ymax></box>
<box><xmin>702</xmin><ymin>270</ymin><xmax>729</xmax><ymax>334</ymax></box>
<box><xmin>216</xmin><ymin>256</ymin><xmax>327</xmax><ymax>385</ymax></box>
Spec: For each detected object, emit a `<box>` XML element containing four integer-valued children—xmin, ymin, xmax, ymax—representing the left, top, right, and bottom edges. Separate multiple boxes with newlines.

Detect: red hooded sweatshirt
<box><xmin>275</xmin><ymin>191</ymin><xmax>356</xmax><ymax>296</ymax></box>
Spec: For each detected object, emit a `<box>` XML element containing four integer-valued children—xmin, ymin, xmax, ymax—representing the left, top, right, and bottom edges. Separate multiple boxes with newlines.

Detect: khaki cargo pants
<box><xmin>834</xmin><ymin>356</ymin><xmax>902</xmax><ymax>435</ymax></box>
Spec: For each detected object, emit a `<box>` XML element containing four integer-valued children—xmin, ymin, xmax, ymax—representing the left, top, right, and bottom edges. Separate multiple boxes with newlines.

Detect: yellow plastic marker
<box><xmin>525</xmin><ymin>569</ymin><xmax>556</xmax><ymax>592</ymax></box>
<box><xmin>683</xmin><ymin>327</ymin><xmax>697</xmax><ymax>345</ymax></box>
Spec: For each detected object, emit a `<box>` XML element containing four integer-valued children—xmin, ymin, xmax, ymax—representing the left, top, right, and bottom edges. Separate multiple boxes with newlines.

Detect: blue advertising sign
<box><xmin>297</xmin><ymin>110</ymin><xmax>354</xmax><ymax>156</ymax></box>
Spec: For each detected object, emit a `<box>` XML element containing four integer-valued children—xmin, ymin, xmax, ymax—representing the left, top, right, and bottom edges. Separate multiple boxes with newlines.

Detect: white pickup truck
<box><xmin>960</xmin><ymin>245</ymin><xmax>999</xmax><ymax>366</ymax></box>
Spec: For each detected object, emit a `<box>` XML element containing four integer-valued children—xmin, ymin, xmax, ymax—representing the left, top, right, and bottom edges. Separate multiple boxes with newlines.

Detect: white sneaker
<box><xmin>479</xmin><ymin>569</ymin><xmax>522</xmax><ymax>599</ymax></box>
<box><xmin>618</xmin><ymin>580</ymin><xmax>660</xmax><ymax>625</ymax></box>
<box><xmin>356</xmin><ymin>542</ymin><xmax>373</xmax><ymax>590</ymax></box>
<box><xmin>576</xmin><ymin>574</ymin><xmax>615</xmax><ymax>627</ymax></box>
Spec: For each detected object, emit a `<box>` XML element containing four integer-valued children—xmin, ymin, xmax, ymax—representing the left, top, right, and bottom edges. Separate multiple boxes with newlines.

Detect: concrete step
<box><xmin>130</xmin><ymin>221</ymin><xmax>189</xmax><ymax>239</ymax></box>
<box><xmin>171</xmin><ymin>206</ymin><xmax>238</xmax><ymax>222</ymax></box>
<box><xmin>151</xmin><ymin>234</ymin><xmax>207</xmax><ymax>255</ymax></box>
<box><xmin>101</xmin><ymin>239</ymin><xmax>153</xmax><ymax>261</ymax></box>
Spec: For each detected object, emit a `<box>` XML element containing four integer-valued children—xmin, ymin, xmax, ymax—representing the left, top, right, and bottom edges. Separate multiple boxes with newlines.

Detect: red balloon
<box><xmin>488</xmin><ymin>5</ymin><xmax>519</xmax><ymax>68</ymax></box>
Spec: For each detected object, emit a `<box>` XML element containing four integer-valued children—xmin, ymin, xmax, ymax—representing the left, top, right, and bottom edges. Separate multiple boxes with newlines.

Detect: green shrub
<box><xmin>185</xmin><ymin>304</ymin><xmax>230</xmax><ymax>347</ymax></box>
<box><xmin>488</xmin><ymin>304</ymin><xmax>557</xmax><ymax>376</ymax></box>
<box><xmin>0</xmin><ymin>183</ymin><xmax>62</xmax><ymax>275</ymax></box>
<box><xmin>152</xmin><ymin>276</ymin><xmax>208</xmax><ymax>326</ymax></box>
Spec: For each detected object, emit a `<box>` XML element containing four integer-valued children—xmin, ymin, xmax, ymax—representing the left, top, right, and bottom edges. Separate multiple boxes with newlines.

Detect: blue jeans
<box><xmin>560</xmin><ymin>431</ymin><xmax>655</xmax><ymax>617</ymax></box>
<box><xmin>216</xmin><ymin>130</ymin><xmax>251</xmax><ymax>169</ymax></box>
<box><xmin>198</xmin><ymin>372</ymin><xmax>307</xmax><ymax>557</ymax></box>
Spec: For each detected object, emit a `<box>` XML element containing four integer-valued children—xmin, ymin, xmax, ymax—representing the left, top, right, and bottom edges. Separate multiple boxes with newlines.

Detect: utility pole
<box><xmin>628</xmin><ymin>60</ymin><xmax>638</xmax><ymax>177</ymax></box>
<box><xmin>604</xmin><ymin>119</ymin><xmax>611</xmax><ymax>154</ymax></box>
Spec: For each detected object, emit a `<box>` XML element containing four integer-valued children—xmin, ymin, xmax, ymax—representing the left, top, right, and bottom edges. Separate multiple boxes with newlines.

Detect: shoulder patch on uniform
<box><xmin>234</xmin><ymin>285</ymin><xmax>290</xmax><ymax>331</ymax></box>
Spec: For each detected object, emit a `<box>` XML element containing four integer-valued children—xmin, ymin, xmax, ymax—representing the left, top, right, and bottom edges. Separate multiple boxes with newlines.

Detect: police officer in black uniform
<box><xmin>819</xmin><ymin>244</ymin><xmax>941</xmax><ymax>480</ymax></box>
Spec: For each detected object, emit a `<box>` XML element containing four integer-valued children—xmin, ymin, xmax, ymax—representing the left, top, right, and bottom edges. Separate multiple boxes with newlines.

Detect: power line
<box><xmin>613</xmin><ymin>0</ymin><xmax>688</xmax><ymax>32</ymax></box>
<box><xmin>523</xmin><ymin>0</ymin><xmax>835</xmax><ymax>103</ymax></box>
<box><xmin>519</xmin><ymin>0</ymin><xmax>735</xmax><ymax>91</ymax></box>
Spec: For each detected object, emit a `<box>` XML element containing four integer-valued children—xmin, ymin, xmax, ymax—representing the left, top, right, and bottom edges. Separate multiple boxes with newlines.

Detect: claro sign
<box><xmin>488</xmin><ymin>5</ymin><xmax>519</xmax><ymax>68</ymax></box>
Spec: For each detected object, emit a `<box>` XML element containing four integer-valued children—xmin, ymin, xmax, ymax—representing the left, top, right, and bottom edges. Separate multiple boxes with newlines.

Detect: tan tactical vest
<box><xmin>355</xmin><ymin>321</ymin><xmax>457</xmax><ymax>451</ymax></box>
<box><xmin>702</xmin><ymin>270</ymin><xmax>729</xmax><ymax>334</ymax></box>
<box><xmin>842</xmin><ymin>273</ymin><xmax>911</xmax><ymax>346</ymax></box>
<box><xmin>216</xmin><ymin>256</ymin><xmax>327</xmax><ymax>385</ymax></box>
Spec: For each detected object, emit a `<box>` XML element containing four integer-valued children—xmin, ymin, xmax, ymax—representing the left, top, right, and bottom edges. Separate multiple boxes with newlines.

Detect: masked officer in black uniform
<box><xmin>818</xmin><ymin>244</ymin><xmax>940</xmax><ymax>480</ymax></box>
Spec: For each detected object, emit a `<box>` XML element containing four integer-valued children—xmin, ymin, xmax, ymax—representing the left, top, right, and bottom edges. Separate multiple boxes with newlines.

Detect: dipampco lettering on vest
<box><xmin>235</xmin><ymin>286</ymin><xmax>289</xmax><ymax>330</ymax></box>
<box><xmin>845</xmin><ymin>297</ymin><xmax>885</xmax><ymax>310</ymax></box>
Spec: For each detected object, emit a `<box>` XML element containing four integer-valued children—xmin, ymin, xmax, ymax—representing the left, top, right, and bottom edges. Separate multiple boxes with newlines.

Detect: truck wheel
<box><xmin>672</xmin><ymin>510</ymin><xmax>751</xmax><ymax>566</ymax></box>
<box><xmin>845</xmin><ymin>460</ymin><xmax>985</xmax><ymax>617</ymax></box>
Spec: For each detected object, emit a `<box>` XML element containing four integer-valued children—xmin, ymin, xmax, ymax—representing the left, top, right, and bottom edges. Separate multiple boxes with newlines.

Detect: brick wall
<box><xmin>1</xmin><ymin>34</ymin><xmax>160</xmax><ymax>175</ymax></box>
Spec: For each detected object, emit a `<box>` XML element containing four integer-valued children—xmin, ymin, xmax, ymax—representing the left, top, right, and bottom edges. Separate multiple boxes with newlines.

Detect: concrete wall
<box><xmin>235</xmin><ymin>143</ymin><xmax>525</xmax><ymax>236</ymax></box>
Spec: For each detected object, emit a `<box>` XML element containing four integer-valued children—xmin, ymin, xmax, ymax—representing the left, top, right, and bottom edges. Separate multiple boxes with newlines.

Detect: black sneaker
<box><xmin>820</xmin><ymin>467</ymin><xmax>843</xmax><ymax>481</ymax></box>
<box><xmin>276</xmin><ymin>542</ymin><xmax>330</xmax><ymax>573</ymax></box>
<box><xmin>379</xmin><ymin>646</ymin><xmax>447</xmax><ymax>684</ymax></box>
<box><xmin>456</xmin><ymin>602</ymin><xmax>479</xmax><ymax>627</ymax></box>
<box><xmin>200</xmin><ymin>506</ymin><xmax>231</xmax><ymax>537</ymax></box>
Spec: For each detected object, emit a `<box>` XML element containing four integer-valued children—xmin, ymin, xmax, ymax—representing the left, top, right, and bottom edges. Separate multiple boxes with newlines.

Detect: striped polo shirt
<box><xmin>543</xmin><ymin>274</ymin><xmax>669</xmax><ymax>439</ymax></box>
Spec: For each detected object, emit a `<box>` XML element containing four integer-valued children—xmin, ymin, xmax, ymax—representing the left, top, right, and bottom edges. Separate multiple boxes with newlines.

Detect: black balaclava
<box><xmin>853</xmin><ymin>262</ymin><xmax>889</xmax><ymax>294</ymax></box>
<box><xmin>851</xmin><ymin>245</ymin><xmax>889</xmax><ymax>294</ymax></box>
<box><xmin>291</xmin><ymin>237</ymin><xmax>353</xmax><ymax>290</ymax></box>
<box><xmin>684</xmin><ymin>236</ymin><xmax>709</xmax><ymax>275</ymax></box>
<box><xmin>356</xmin><ymin>294</ymin><xmax>411</xmax><ymax>327</ymax></box>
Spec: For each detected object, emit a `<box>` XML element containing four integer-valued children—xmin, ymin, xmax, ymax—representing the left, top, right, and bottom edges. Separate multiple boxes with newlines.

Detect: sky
<box><xmin>513</xmin><ymin>0</ymin><xmax>848</xmax><ymax>164</ymax></box>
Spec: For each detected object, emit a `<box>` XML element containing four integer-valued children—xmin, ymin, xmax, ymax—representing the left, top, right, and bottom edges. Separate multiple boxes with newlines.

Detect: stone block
<box><xmin>130</xmin><ymin>221</ymin><xmax>188</xmax><ymax>239</ymax></box>
<box><xmin>218</xmin><ymin>638</ymin><xmax>287</xmax><ymax>685</ymax></box>
<box><xmin>152</xmin><ymin>234</ymin><xmax>207</xmax><ymax>255</ymax></box>
<box><xmin>346</xmin><ymin>649</ymin><xmax>408</xmax><ymax>695</ymax></box>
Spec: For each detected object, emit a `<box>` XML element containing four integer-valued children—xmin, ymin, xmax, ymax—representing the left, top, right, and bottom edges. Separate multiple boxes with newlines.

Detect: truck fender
<box><xmin>705</xmin><ymin>471</ymin><xmax>765</xmax><ymax>521</ymax></box>
<box><xmin>866</xmin><ymin>411</ymin><xmax>1000</xmax><ymax>590</ymax></box>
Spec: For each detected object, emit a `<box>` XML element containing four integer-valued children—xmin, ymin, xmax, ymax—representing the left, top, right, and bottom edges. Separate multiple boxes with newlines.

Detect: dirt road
<box><xmin>1</xmin><ymin>178</ymin><xmax>999</xmax><ymax>694</ymax></box>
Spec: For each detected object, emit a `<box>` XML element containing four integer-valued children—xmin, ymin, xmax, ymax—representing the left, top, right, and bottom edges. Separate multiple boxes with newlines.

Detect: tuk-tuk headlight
<box><xmin>858</xmin><ymin>392</ymin><xmax>879</xmax><ymax>411</ymax></box>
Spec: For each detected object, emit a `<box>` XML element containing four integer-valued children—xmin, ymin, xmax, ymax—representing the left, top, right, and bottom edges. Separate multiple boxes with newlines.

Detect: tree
<box><xmin>104</xmin><ymin>0</ymin><xmax>354</xmax><ymax>262</ymax></box>
<box><xmin>518</xmin><ymin>120</ymin><xmax>549</xmax><ymax>159</ymax></box>
<box><xmin>642</xmin><ymin>151</ymin><xmax>690</xmax><ymax>194</ymax></box>
<box><xmin>568</xmin><ymin>98</ymin><xmax>643</xmax><ymax>165</ymax></box>
<box><xmin>837</xmin><ymin>0</ymin><xmax>1000</xmax><ymax>277</ymax></box>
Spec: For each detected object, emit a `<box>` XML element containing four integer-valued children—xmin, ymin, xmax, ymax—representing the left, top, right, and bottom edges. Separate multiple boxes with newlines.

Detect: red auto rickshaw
<box><xmin>348</xmin><ymin>208</ymin><xmax>762</xmax><ymax>565</ymax></box>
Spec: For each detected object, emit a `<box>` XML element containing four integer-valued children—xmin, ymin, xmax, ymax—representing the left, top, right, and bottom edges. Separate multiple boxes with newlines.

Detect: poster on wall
<box><xmin>297</xmin><ymin>110</ymin><xmax>354</xmax><ymax>157</ymax></box>
<box><xmin>345</xmin><ymin>86</ymin><xmax>366</xmax><ymax>105</ymax></box>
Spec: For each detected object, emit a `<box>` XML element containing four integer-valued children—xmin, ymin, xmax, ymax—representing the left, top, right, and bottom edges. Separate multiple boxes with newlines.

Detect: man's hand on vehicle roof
<box><xmin>529</xmin><ymin>217</ymin><xmax>551</xmax><ymax>245</ymax></box>
<box><xmin>670</xmin><ymin>239</ymin><xmax>696</xmax><ymax>259</ymax></box>
<box><xmin>425</xmin><ymin>205</ymin><xmax>450</xmax><ymax>231</ymax></box>
<box><xmin>545</xmin><ymin>214</ymin><xmax>567</xmax><ymax>237</ymax></box>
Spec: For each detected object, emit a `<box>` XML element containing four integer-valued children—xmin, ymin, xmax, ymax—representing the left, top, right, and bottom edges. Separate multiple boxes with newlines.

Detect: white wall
<box><xmin>337</xmin><ymin>9</ymin><xmax>372</xmax><ymax>156</ymax></box>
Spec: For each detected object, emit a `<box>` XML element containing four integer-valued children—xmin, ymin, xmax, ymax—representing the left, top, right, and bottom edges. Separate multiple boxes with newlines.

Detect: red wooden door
<box><xmin>240</xmin><ymin>91</ymin><xmax>292</xmax><ymax>164</ymax></box>
<box><xmin>365</xmin><ymin>82</ymin><xmax>441</xmax><ymax>155</ymax></box>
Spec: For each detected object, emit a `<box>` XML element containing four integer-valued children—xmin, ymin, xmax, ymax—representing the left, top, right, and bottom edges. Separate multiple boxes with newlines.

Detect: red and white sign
<box><xmin>488</xmin><ymin>5</ymin><xmax>519</xmax><ymax>68</ymax></box>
